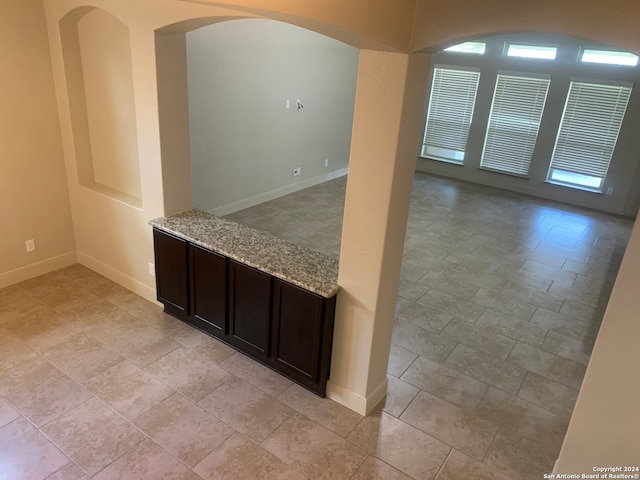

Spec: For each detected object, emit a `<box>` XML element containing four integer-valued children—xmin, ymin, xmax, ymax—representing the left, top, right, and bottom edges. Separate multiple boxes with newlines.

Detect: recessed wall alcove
<box><xmin>60</xmin><ymin>7</ymin><xmax>142</xmax><ymax>208</ymax></box>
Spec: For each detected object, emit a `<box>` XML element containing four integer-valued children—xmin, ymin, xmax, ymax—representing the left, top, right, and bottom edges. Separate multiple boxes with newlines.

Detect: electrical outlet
<box><xmin>293</xmin><ymin>167</ymin><xmax>301</xmax><ymax>176</ymax></box>
<box><xmin>324</xmin><ymin>159</ymin><xmax>329</xmax><ymax>167</ymax></box>
<box><xmin>606</xmin><ymin>187</ymin><xmax>614</xmax><ymax>195</ymax></box>
<box><xmin>148</xmin><ymin>262</ymin><xmax>155</xmax><ymax>276</ymax></box>
<box><xmin>25</xmin><ymin>239</ymin><xmax>36</xmax><ymax>253</ymax></box>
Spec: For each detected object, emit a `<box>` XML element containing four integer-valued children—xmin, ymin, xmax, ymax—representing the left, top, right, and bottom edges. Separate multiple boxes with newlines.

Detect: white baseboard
<box><xmin>209</xmin><ymin>168</ymin><xmax>348</xmax><ymax>217</ymax></box>
<box><xmin>77</xmin><ymin>252</ymin><xmax>158</xmax><ymax>304</ymax></box>
<box><xmin>0</xmin><ymin>251</ymin><xmax>77</xmax><ymax>289</ymax></box>
<box><xmin>326</xmin><ymin>376</ymin><xmax>388</xmax><ymax>416</ymax></box>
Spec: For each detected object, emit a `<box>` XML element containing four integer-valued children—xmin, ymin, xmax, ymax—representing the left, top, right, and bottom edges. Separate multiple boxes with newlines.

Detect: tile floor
<box><xmin>0</xmin><ymin>172</ymin><xmax>633</xmax><ymax>479</ymax></box>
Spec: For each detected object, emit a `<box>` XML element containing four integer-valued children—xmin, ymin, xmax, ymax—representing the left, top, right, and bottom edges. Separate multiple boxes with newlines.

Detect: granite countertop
<box><xmin>149</xmin><ymin>209</ymin><xmax>339</xmax><ymax>298</ymax></box>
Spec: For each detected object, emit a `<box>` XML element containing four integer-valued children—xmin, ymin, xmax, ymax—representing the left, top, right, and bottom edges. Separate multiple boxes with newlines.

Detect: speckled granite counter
<box><xmin>149</xmin><ymin>209</ymin><xmax>339</xmax><ymax>298</ymax></box>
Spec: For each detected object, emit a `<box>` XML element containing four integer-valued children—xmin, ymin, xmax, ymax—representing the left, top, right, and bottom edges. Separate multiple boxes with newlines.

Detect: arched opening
<box><xmin>155</xmin><ymin>17</ymin><xmax>359</xmax><ymax>256</ymax></box>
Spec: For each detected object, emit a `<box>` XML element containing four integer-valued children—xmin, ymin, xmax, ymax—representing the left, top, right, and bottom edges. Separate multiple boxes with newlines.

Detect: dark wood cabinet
<box><xmin>271</xmin><ymin>279</ymin><xmax>335</xmax><ymax>394</ymax></box>
<box><xmin>153</xmin><ymin>229</ymin><xmax>188</xmax><ymax>318</ymax></box>
<box><xmin>152</xmin><ymin>227</ymin><xmax>336</xmax><ymax>396</ymax></box>
<box><xmin>228</xmin><ymin>260</ymin><xmax>272</xmax><ymax>359</ymax></box>
<box><xmin>189</xmin><ymin>244</ymin><xmax>227</xmax><ymax>337</ymax></box>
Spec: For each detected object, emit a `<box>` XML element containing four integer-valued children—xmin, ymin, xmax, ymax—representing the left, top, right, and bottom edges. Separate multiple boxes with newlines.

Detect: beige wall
<box><xmin>186</xmin><ymin>19</ymin><xmax>358</xmax><ymax>214</ymax></box>
<box><xmin>0</xmin><ymin>0</ymin><xmax>75</xmax><ymax>288</ymax></box>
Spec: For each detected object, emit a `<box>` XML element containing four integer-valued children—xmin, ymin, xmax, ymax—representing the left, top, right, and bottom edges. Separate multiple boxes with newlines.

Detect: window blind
<box><xmin>480</xmin><ymin>73</ymin><xmax>550</xmax><ymax>176</ymax></box>
<box><xmin>548</xmin><ymin>80</ymin><xmax>632</xmax><ymax>183</ymax></box>
<box><xmin>422</xmin><ymin>66</ymin><xmax>481</xmax><ymax>162</ymax></box>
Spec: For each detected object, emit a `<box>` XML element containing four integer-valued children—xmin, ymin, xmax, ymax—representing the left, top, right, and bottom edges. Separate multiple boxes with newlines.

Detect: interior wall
<box><xmin>0</xmin><ymin>0</ymin><xmax>76</xmax><ymax>287</ymax></box>
<box><xmin>416</xmin><ymin>33</ymin><xmax>640</xmax><ymax>217</ymax></box>
<box><xmin>186</xmin><ymin>19</ymin><xmax>359</xmax><ymax>215</ymax></box>
<box><xmin>76</xmin><ymin>8</ymin><xmax>142</xmax><ymax>200</ymax></box>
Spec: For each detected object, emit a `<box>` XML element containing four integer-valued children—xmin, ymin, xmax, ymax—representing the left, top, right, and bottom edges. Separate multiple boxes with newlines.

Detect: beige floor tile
<box><xmin>134</xmin><ymin>393</ymin><xmax>234</xmax><ymax>467</ymax></box>
<box><xmin>1</xmin><ymin>356</ymin><xmax>91</xmax><ymax>427</ymax></box>
<box><xmin>46</xmin><ymin>463</ymin><xmax>91</xmax><ymax>480</ymax></box>
<box><xmin>382</xmin><ymin>375</ymin><xmax>419</xmax><ymax>418</ymax></box>
<box><xmin>471</xmin><ymin>289</ymin><xmax>538</xmax><ymax>321</ymax></box>
<box><xmin>194</xmin><ymin>432</ymin><xmax>306</xmax><ymax>480</ymax></box>
<box><xmin>220</xmin><ymin>352</ymin><xmax>292</xmax><ymax>396</ymax></box>
<box><xmin>440</xmin><ymin>318</ymin><xmax>516</xmax><ymax>360</ymax></box>
<box><xmin>42</xmin><ymin>333</ymin><xmax>125</xmax><ymax>383</ymax></box>
<box><xmin>451</xmin><ymin>267</ymin><xmax>509</xmax><ymax>292</ymax></box>
<box><xmin>418</xmin><ymin>270</ymin><xmax>481</xmax><ymax>300</ymax></box>
<box><xmin>0</xmin><ymin>286</ymin><xmax>46</xmax><ymax>325</ymax></box>
<box><xmin>475</xmin><ymin>309</ymin><xmax>546</xmax><ymax>346</ymax></box>
<box><xmin>182</xmin><ymin>333</ymin><xmax>238</xmax><ymax>364</ymax></box>
<box><xmin>4</xmin><ymin>308</ymin><xmax>85</xmax><ymax>354</ymax></box>
<box><xmin>91</xmin><ymin>282</ymin><xmax>153</xmax><ymax>312</ymax></box>
<box><xmin>396</xmin><ymin>277</ymin><xmax>430</xmax><ymax>301</ymax></box>
<box><xmin>401</xmin><ymin>356</ymin><xmax>488</xmax><ymax>409</ymax></box>
<box><xmin>0</xmin><ymin>396</ymin><xmax>20</xmax><ymax>427</ymax></box>
<box><xmin>444</xmin><ymin>344</ymin><xmax>526</xmax><ymax>394</ymax></box>
<box><xmin>347</xmin><ymin>410</ymin><xmax>450</xmax><ymax>480</ymax></box>
<box><xmin>507</xmin><ymin>342</ymin><xmax>586</xmax><ymax>389</ymax></box>
<box><xmin>541</xmin><ymin>330</ymin><xmax>591</xmax><ymax>365</ymax></box>
<box><xmin>42</xmin><ymin>398</ymin><xmax>145</xmax><ymax>476</ymax></box>
<box><xmin>27</xmin><ymin>283</ymin><xmax>100</xmax><ymax>313</ymax></box>
<box><xmin>199</xmin><ymin>376</ymin><xmax>293</xmax><ymax>442</ymax></box>
<box><xmin>387</xmin><ymin>343</ymin><xmax>418</xmax><ymax>377</ymax></box>
<box><xmin>85</xmin><ymin>360</ymin><xmax>175</xmax><ymax>420</ymax></box>
<box><xmin>391</xmin><ymin>320</ymin><xmax>457</xmax><ymax>362</ymax></box>
<box><xmin>350</xmin><ymin>456</ymin><xmax>413</xmax><ymax>480</ymax></box>
<box><xmin>277</xmin><ymin>383</ymin><xmax>361</xmax><ymax>437</ymax></box>
<box><xmin>401</xmin><ymin>391</ymin><xmax>498</xmax><ymax>460</ymax></box>
<box><xmin>145</xmin><ymin>346</ymin><xmax>232</xmax><ymax>401</ymax></box>
<box><xmin>0</xmin><ymin>417</ymin><xmax>69</xmax><ymax>480</ymax></box>
<box><xmin>93</xmin><ymin>438</ymin><xmax>200</xmax><ymax>480</ymax></box>
<box><xmin>0</xmin><ymin>335</ymin><xmax>39</xmax><ymax>376</ymax></box>
<box><xmin>101</xmin><ymin>324</ymin><xmax>181</xmax><ymax>367</ymax></box>
<box><xmin>435</xmin><ymin>449</ymin><xmax>512</xmax><ymax>480</ymax></box>
<box><xmin>417</xmin><ymin>289</ymin><xmax>486</xmax><ymax>321</ymax></box>
<box><xmin>263</xmin><ymin>412</ymin><xmax>367</xmax><ymax>480</ymax></box>
<box><xmin>395</xmin><ymin>297</ymin><xmax>453</xmax><ymax>333</ymax></box>
<box><xmin>500</xmin><ymin>282</ymin><xmax>564</xmax><ymax>312</ymax></box>
<box><xmin>517</xmin><ymin>372</ymin><xmax>579</xmax><ymax>418</ymax></box>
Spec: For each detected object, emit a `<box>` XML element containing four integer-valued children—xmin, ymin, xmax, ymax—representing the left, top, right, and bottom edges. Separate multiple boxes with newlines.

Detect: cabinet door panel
<box><xmin>189</xmin><ymin>244</ymin><xmax>227</xmax><ymax>336</ymax></box>
<box><xmin>228</xmin><ymin>261</ymin><xmax>272</xmax><ymax>358</ymax></box>
<box><xmin>272</xmin><ymin>280</ymin><xmax>323</xmax><ymax>382</ymax></box>
<box><xmin>153</xmin><ymin>229</ymin><xmax>188</xmax><ymax>317</ymax></box>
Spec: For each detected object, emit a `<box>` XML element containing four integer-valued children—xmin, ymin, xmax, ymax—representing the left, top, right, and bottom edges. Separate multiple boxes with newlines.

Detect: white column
<box><xmin>327</xmin><ymin>50</ymin><xmax>431</xmax><ymax>414</ymax></box>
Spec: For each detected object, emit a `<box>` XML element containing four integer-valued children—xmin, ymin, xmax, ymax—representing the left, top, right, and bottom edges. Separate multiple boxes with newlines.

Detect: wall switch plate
<box><xmin>606</xmin><ymin>187</ymin><xmax>614</xmax><ymax>195</ymax></box>
<box><xmin>324</xmin><ymin>159</ymin><xmax>329</xmax><ymax>167</ymax></box>
<box><xmin>148</xmin><ymin>262</ymin><xmax>155</xmax><ymax>276</ymax></box>
<box><xmin>285</xmin><ymin>99</ymin><xmax>290</xmax><ymax>109</ymax></box>
<box><xmin>25</xmin><ymin>239</ymin><xmax>36</xmax><ymax>252</ymax></box>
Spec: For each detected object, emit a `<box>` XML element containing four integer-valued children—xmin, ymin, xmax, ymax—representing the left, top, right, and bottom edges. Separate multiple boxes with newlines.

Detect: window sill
<box><xmin>477</xmin><ymin>166</ymin><xmax>529</xmax><ymax>179</ymax></box>
<box><xmin>544</xmin><ymin>180</ymin><xmax>603</xmax><ymax>194</ymax></box>
<box><xmin>419</xmin><ymin>155</ymin><xmax>464</xmax><ymax>166</ymax></box>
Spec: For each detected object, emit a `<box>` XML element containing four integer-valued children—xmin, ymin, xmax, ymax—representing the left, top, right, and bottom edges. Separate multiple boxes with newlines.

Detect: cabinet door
<box><xmin>153</xmin><ymin>229</ymin><xmax>188</xmax><ymax>318</ymax></box>
<box><xmin>228</xmin><ymin>260</ymin><xmax>272</xmax><ymax>358</ymax></box>
<box><xmin>189</xmin><ymin>244</ymin><xmax>227</xmax><ymax>337</ymax></box>
<box><xmin>271</xmin><ymin>279</ymin><xmax>325</xmax><ymax>385</ymax></box>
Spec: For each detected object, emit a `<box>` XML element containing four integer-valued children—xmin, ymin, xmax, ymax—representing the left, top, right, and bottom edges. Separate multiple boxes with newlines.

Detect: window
<box><xmin>444</xmin><ymin>41</ymin><xmax>486</xmax><ymax>55</ymax></box>
<box><xmin>547</xmin><ymin>80</ymin><xmax>633</xmax><ymax>192</ymax></box>
<box><xmin>506</xmin><ymin>43</ymin><xmax>557</xmax><ymax>60</ymax></box>
<box><xmin>480</xmin><ymin>73</ymin><xmax>551</xmax><ymax>176</ymax></box>
<box><xmin>581</xmin><ymin>49</ymin><xmax>639</xmax><ymax>67</ymax></box>
<box><xmin>421</xmin><ymin>66</ymin><xmax>481</xmax><ymax>164</ymax></box>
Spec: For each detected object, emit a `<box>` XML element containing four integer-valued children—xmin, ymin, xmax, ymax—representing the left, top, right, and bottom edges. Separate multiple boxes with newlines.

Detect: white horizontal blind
<box><xmin>480</xmin><ymin>73</ymin><xmax>550</xmax><ymax>176</ymax></box>
<box><xmin>549</xmin><ymin>81</ymin><xmax>633</xmax><ymax>179</ymax></box>
<box><xmin>423</xmin><ymin>66</ymin><xmax>481</xmax><ymax>160</ymax></box>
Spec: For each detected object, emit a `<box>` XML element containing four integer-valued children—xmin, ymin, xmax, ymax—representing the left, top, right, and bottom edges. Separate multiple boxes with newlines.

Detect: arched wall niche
<box><xmin>59</xmin><ymin>6</ymin><xmax>142</xmax><ymax>208</ymax></box>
